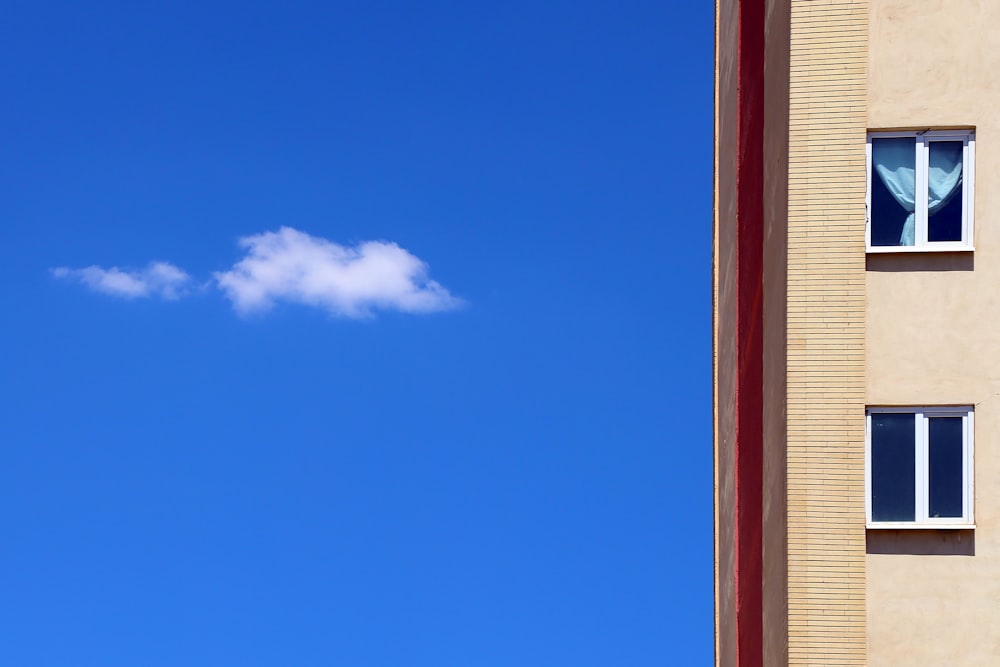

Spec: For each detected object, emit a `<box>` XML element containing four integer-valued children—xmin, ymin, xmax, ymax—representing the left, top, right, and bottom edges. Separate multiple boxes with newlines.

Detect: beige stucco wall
<box><xmin>867</xmin><ymin>1</ymin><xmax>1000</xmax><ymax>664</ymax></box>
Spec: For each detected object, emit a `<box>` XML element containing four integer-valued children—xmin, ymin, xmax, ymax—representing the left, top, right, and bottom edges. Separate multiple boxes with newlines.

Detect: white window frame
<box><xmin>865</xmin><ymin>406</ymin><xmax>975</xmax><ymax>529</ymax></box>
<box><xmin>866</xmin><ymin>130</ymin><xmax>975</xmax><ymax>253</ymax></box>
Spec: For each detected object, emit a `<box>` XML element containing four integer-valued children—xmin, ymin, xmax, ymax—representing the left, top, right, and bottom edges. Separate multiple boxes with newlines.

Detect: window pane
<box><xmin>928</xmin><ymin>141</ymin><xmax>964</xmax><ymax>242</ymax></box>
<box><xmin>871</xmin><ymin>413</ymin><xmax>915</xmax><ymax>522</ymax></box>
<box><xmin>928</xmin><ymin>417</ymin><xmax>964</xmax><ymax>518</ymax></box>
<box><xmin>871</xmin><ymin>138</ymin><xmax>916</xmax><ymax>246</ymax></box>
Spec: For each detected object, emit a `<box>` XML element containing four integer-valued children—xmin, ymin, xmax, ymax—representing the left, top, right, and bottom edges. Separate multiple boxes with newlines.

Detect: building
<box><xmin>713</xmin><ymin>0</ymin><xmax>999</xmax><ymax>664</ymax></box>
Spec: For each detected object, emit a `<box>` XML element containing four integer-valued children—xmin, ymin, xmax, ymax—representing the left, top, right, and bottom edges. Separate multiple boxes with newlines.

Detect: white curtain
<box><xmin>873</xmin><ymin>138</ymin><xmax>963</xmax><ymax>245</ymax></box>
<box><xmin>927</xmin><ymin>142</ymin><xmax>964</xmax><ymax>228</ymax></box>
<box><xmin>873</xmin><ymin>138</ymin><xmax>916</xmax><ymax>245</ymax></box>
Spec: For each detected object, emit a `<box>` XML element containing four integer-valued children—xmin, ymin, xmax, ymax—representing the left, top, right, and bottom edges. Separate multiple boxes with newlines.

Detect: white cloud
<box><xmin>213</xmin><ymin>227</ymin><xmax>461</xmax><ymax>317</ymax></box>
<box><xmin>51</xmin><ymin>228</ymin><xmax>460</xmax><ymax>318</ymax></box>
<box><xmin>52</xmin><ymin>261</ymin><xmax>191</xmax><ymax>299</ymax></box>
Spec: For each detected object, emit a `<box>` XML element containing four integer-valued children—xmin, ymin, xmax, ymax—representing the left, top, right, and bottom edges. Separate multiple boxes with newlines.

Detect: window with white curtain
<box><xmin>866</xmin><ymin>130</ymin><xmax>975</xmax><ymax>252</ymax></box>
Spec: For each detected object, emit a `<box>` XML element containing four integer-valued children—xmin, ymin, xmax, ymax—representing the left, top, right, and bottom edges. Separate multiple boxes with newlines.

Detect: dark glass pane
<box><xmin>929</xmin><ymin>417</ymin><xmax>964</xmax><ymax>518</ymax></box>
<box><xmin>871</xmin><ymin>138</ymin><xmax>915</xmax><ymax>246</ymax></box>
<box><xmin>871</xmin><ymin>413</ymin><xmax>915</xmax><ymax>522</ymax></box>
<box><xmin>928</xmin><ymin>141</ymin><xmax>964</xmax><ymax>242</ymax></box>
<box><xmin>929</xmin><ymin>191</ymin><xmax>963</xmax><ymax>241</ymax></box>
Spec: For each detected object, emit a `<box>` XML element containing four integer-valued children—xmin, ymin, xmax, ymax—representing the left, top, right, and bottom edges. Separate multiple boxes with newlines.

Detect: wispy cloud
<box><xmin>214</xmin><ymin>227</ymin><xmax>461</xmax><ymax>317</ymax></box>
<box><xmin>52</xmin><ymin>227</ymin><xmax>461</xmax><ymax>319</ymax></box>
<box><xmin>52</xmin><ymin>262</ymin><xmax>191</xmax><ymax>299</ymax></box>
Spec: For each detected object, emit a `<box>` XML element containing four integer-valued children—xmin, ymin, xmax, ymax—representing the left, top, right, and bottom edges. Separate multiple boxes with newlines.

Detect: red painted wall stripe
<box><xmin>734</xmin><ymin>0</ymin><xmax>765</xmax><ymax>665</ymax></box>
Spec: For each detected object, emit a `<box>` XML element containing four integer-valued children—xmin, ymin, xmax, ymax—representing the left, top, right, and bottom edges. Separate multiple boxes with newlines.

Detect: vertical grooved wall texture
<box><xmin>786</xmin><ymin>0</ymin><xmax>867</xmax><ymax>663</ymax></box>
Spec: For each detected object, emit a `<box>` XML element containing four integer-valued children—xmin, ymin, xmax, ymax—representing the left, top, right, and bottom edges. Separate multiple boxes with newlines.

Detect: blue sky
<box><xmin>1</xmin><ymin>2</ymin><xmax>713</xmax><ymax>664</ymax></box>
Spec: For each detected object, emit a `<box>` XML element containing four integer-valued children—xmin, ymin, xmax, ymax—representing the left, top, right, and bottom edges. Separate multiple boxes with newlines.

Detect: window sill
<box><xmin>866</xmin><ymin>245</ymin><xmax>974</xmax><ymax>254</ymax></box>
<box><xmin>867</xmin><ymin>522</ymin><xmax>975</xmax><ymax>530</ymax></box>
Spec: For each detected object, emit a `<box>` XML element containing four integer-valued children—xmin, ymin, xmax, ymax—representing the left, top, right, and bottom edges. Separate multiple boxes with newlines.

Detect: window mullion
<box><xmin>916</xmin><ymin>137</ymin><xmax>929</xmax><ymax>245</ymax></box>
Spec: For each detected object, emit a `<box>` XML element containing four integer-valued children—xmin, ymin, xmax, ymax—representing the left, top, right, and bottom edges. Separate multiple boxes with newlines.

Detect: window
<box><xmin>866</xmin><ymin>407</ymin><xmax>974</xmax><ymax>528</ymax></box>
<box><xmin>866</xmin><ymin>130</ymin><xmax>975</xmax><ymax>252</ymax></box>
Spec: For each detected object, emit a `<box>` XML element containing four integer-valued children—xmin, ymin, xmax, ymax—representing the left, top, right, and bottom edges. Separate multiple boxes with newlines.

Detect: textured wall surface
<box><xmin>714</xmin><ymin>0</ymin><xmax>739</xmax><ymax>662</ymax></box>
<box><xmin>786</xmin><ymin>0</ymin><xmax>868</xmax><ymax>663</ymax></box>
<box><xmin>867</xmin><ymin>1</ymin><xmax>1000</xmax><ymax>664</ymax></box>
<box><xmin>715</xmin><ymin>0</ymin><xmax>790</xmax><ymax>665</ymax></box>
<box><xmin>714</xmin><ymin>0</ymin><xmax>765</xmax><ymax>662</ymax></box>
<box><xmin>717</xmin><ymin>0</ymin><xmax>871</xmax><ymax>664</ymax></box>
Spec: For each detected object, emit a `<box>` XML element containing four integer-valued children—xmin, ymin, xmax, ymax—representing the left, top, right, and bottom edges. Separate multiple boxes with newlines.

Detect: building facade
<box><xmin>713</xmin><ymin>0</ymin><xmax>1000</xmax><ymax>664</ymax></box>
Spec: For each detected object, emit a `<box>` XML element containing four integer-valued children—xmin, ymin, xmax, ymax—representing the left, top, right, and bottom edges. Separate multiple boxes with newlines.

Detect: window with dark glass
<box><xmin>866</xmin><ymin>407</ymin><xmax>973</xmax><ymax>527</ymax></box>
